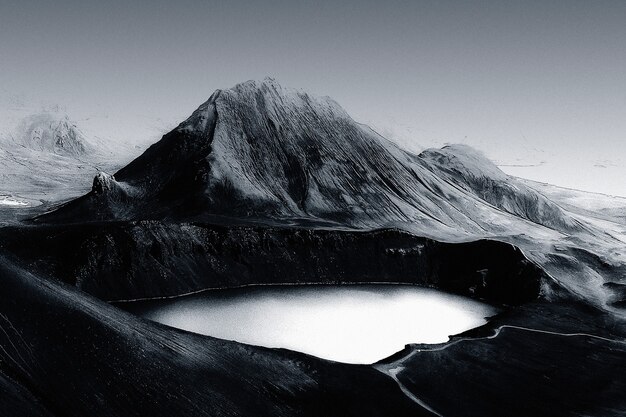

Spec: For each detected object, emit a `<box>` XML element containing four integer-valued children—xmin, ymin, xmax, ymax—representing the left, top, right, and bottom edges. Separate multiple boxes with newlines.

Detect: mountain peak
<box><xmin>175</xmin><ymin>78</ymin><xmax>349</xmax><ymax>137</ymax></box>
<box><xmin>176</xmin><ymin>90</ymin><xmax>221</xmax><ymax>135</ymax></box>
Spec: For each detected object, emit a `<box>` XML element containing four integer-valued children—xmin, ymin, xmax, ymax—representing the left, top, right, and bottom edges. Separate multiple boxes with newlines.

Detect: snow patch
<box><xmin>0</xmin><ymin>196</ymin><xmax>28</xmax><ymax>207</ymax></box>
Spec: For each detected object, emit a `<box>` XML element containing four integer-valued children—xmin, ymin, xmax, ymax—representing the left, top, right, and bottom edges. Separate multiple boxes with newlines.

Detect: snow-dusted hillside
<box><xmin>0</xmin><ymin>99</ymin><xmax>167</xmax><ymax>205</ymax></box>
<box><xmin>0</xmin><ymin>112</ymin><xmax>115</xmax><ymax>204</ymax></box>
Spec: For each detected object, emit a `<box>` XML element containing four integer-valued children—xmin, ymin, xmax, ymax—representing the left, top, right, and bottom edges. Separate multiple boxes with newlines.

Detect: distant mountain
<box><xmin>10</xmin><ymin>112</ymin><xmax>91</xmax><ymax>156</ymax></box>
<box><xmin>418</xmin><ymin>144</ymin><xmax>581</xmax><ymax>232</ymax></box>
<box><xmin>0</xmin><ymin>108</ymin><xmax>163</xmax><ymax>207</ymax></box>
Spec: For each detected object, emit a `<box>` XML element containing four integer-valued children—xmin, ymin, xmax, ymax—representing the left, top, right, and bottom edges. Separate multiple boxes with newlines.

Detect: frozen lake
<box><xmin>123</xmin><ymin>284</ymin><xmax>498</xmax><ymax>364</ymax></box>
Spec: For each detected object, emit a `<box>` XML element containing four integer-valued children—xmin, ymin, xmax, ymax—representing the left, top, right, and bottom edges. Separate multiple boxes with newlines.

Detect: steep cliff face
<box><xmin>0</xmin><ymin>222</ymin><xmax>546</xmax><ymax>304</ymax></box>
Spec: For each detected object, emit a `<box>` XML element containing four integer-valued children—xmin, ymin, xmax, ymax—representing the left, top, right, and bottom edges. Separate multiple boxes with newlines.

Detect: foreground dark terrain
<box><xmin>1</xmin><ymin>79</ymin><xmax>625</xmax><ymax>416</ymax></box>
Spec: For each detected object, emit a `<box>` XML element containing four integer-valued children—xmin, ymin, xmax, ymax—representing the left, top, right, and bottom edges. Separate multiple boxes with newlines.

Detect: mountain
<box><xmin>10</xmin><ymin>112</ymin><xmax>91</xmax><ymax>156</ymax></box>
<box><xmin>38</xmin><ymin>79</ymin><xmax>580</xmax><ymax>237</ymax></box>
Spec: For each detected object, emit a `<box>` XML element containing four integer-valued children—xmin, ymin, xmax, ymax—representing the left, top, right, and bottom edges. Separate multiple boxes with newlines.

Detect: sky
<box><xmin>1</xmin><ymin>0</ymin><xmax>625</xmax><ymax>196</ymax></box>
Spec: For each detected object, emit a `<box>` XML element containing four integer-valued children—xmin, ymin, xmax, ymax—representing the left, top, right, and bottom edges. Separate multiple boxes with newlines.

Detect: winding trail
<box><xmin>385</xmin><ymin>365</ymin><xmax>444</xmax><ymax>417</ymax></box>
<box><xmin>374</xmin><ymin>324</ymin><xmax>626</xmax><ymax>417</ymax></box>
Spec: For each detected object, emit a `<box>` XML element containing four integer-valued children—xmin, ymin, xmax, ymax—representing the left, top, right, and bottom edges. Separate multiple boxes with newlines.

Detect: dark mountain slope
<box><xmin>0</xmin><ymin>255</ymin><xmax>428</xmax><ymax>417</ymax></box>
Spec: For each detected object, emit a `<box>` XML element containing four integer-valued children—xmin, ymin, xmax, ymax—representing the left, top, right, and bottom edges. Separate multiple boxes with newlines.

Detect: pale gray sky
<box><xmin>1</xmin><ymin>0</ymin><xmax>625</xmax><ymax>195</ymax></box>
